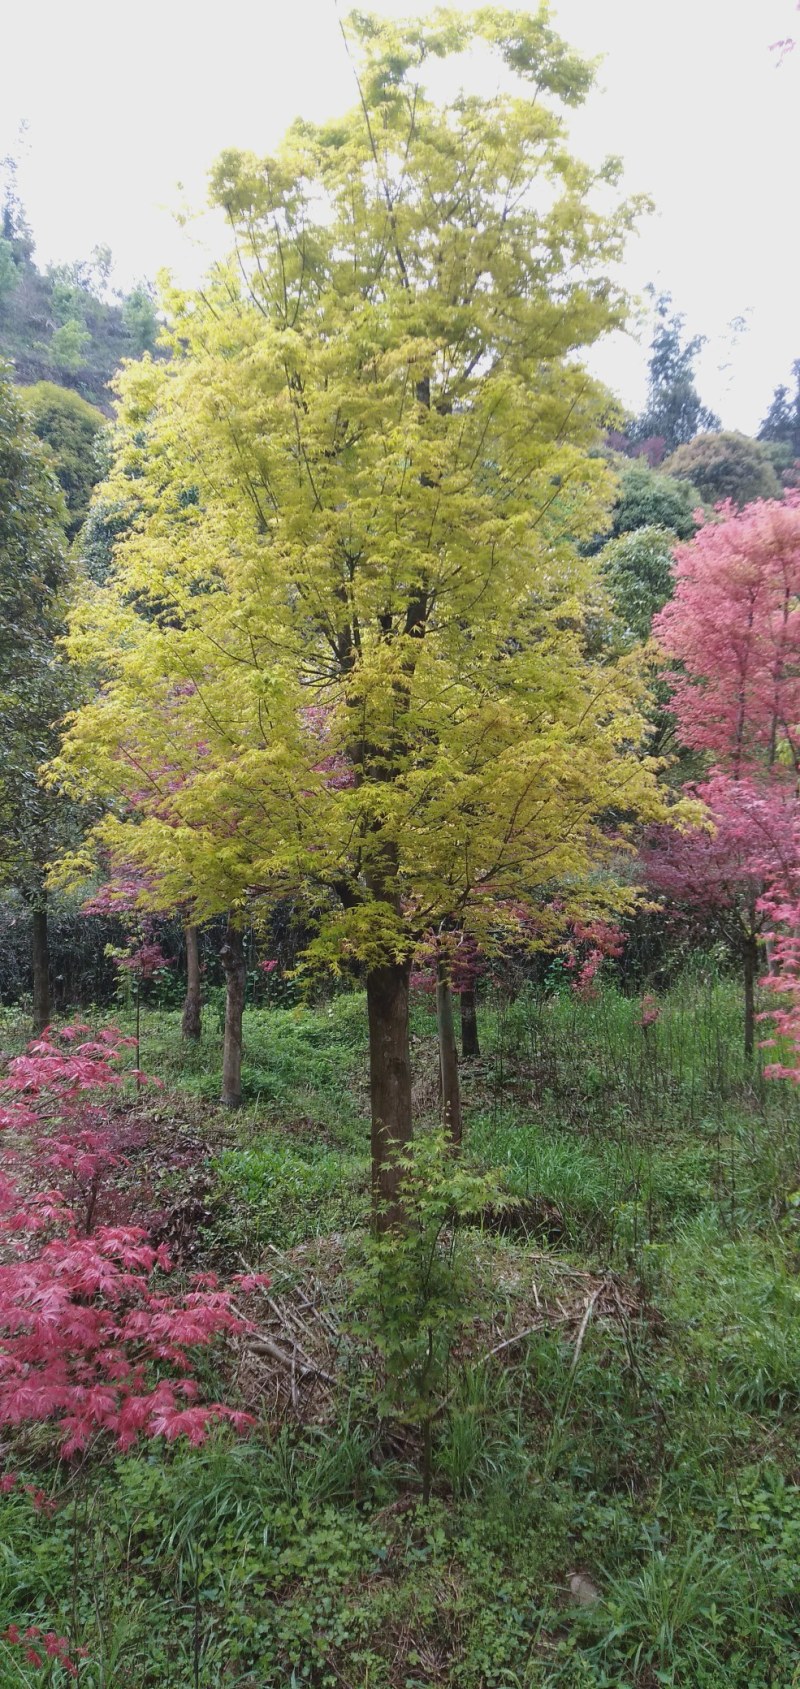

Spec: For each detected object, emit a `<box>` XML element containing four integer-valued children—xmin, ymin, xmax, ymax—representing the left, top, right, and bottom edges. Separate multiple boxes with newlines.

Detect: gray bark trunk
<box><xmin>32</xmin><ymin>904</ymin><xmax>50</xmax><ymax>1035</ymax></box>
<box><xmin>460</xmin><ymin>987</ymin><xmax>480</xmax><ymax>1059</ymax></box>
<box><xmin>181</xmin><ymin>924</ymin><xmax>202</xmax><ymax>1040</ymax></box>
<box><xmin>744</xmin><ymin>933</ymin><xmax>757</xmax><ymax>1062</ymax></box>
<box><xmin>220</xmin><ymin>926</ymin><xmax>246</xmax><ymax>1107</ymax></box>
<box><xmin>437</xmin><ymin>956</ymin><xmax>462</xmax><ymax>1147</ymax></box>
<box><xmin>367</xmin><ymin>957</ymin><xmax>413</xmax><ymax>1231</ymax></box>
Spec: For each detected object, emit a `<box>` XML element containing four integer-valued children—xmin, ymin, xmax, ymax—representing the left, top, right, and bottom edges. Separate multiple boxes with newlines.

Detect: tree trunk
<box><xmin>437</xmin><ymin>956</ymin><xmax>462</xmax><ymax>1148</ymax></box>
<box><xmin>134</xmin><ymin>976</ymin><xmax>142</xmax><ymax>1096</ymax></box>
<box><xmin>181</xmin><ymin>924</ymin><xmax>202</xmax><ymax>1040</ymax></box>
<box><xmin>744</xmin><ymin>934</ymin><xmax>757</xmax><ymax>1063</ymax></box>
<box><xmin>220</xmin><ymin>926</ymin><xmax>246</xmax><ymax>1107</ymax></box>
<box><xmin>31</xmin><ymin>904</ymin><xmax>50</xmax><ymax>1035</ymax></box>
<box><xmin>460</xmin><ymin>987</ymin><xmax>480</xmax><ymax>1059</ymax></box>
<box><xmin>367</xmin><ymin>957</ymin><xmax>413</xmax><ymax>1231</ymax></box>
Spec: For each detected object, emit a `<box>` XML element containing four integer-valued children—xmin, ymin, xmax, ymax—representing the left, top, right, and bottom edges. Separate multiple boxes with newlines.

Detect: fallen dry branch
<box><xmin>247</xmin><ymin>1330</ymin><xmax>336</xmax><ymax>1386</ymax></box>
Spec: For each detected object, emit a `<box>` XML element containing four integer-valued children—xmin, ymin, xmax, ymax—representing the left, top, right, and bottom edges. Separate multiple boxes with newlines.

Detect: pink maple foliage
<box><xmin>641</xmin><ymin>774</ymin><xmax>797</xmax><ymax>923</ymax></box>
<box><xmin>81</xmin><ymin>865</ymin><xmax>159</xmax><ymax>918</ymax></box>
<box><xmin>451</xmin><ymin>934</ymin><xmax>485</xmax><ymax>994</ymax></box>
<box><xmin>562</xmin><ymin>918</ymin><xmax>626</xmax><ymax>1000</ymax></box>
<box><xmin>409</xmin><ymin>930</ymin><xmax>486</xmax><ymax>997</ymax></box>
<box><xmin>116</xmin><ymin>939</ymin><xmax>171</xmax><ymax>980</ymax></box>
<box><xmin>2</xmin><ymin>1025</ymin><xmax>144</xmax><ymax>1232</ymax></box>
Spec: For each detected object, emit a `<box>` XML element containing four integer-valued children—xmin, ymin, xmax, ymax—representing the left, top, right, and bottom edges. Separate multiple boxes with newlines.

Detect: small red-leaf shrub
<box><xmin>639</xmin><ymin>993</ymin><xmax>661</xmax><ymax>1029</ymax></box>
<box><xmin>758</xmin><ymin>866</ymin><xmax>800</xmax><ymax>1080</ymax></box>
<box><xmin>642</xmin><ymin>775</ymin><xmax>800</xmax><ymax>1058</ymax></box>
<box><xmin>0</xmin><ymin>1472</ymin><xmax>54</xmax><ymax>1512</ymax></box>
<box><xmin>2</xmin><ymin>1623</ymin><xmax>88</xmax><ymax>1679</ymax></box>
<box><xmin>0</xmin><ymin>1028</ymin><xmax>260</xmax><ymax>1456</ymax></box>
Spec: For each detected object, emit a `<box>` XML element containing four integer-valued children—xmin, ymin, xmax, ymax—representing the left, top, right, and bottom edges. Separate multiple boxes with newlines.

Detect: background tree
<box><xmin>610</xmin><ymin>459</ymin><xmax>700</xmax><ymax>541</ymax></box>
<box><xmin>50</xmin><ymin>657</ymin><xmax>283</xmax><ymax>1108</ymax></box>
<box><xmin>596</xmin><ymin>523</ymin><xmax>686</xmax><ymax>764</ymax></box>
<box><xmin>0</xmin><ymin>235</ymin><xmax>16</xmax><ymax>307</ymax></box>
<box><xmin>453</xmin><ymin>936</ymin><xmax>482</xmax><ymax>1059</ymax></box>
<box><xmin>664</xmin><ymin>431</ymin><xmax>782</xmax><ymax>509</ymax></box>
<box><xmin>600</xmin><ymin>526</ymin><xmax>677</xmax><ymax>647</ymax></box>
<box><xmin>0</xmin><ymin>367</ymin><xmax>77</xmax><ymax>1029</ymax></box>
<box><xmin>181</xmin><ymin>921</ymin><xmax>203</xmax><ymax>1040</ymax></box>
<box><xmin>22</xmin><ymin>383</ymin><xmax>107</xmax><ymax>539</ymax></box>
<box><xmin>0</xmin><ymin>186</ymin><xmax>157</xmax><ymax>408</ymax></box>
<box><xmin>759</xmin><ymin>358</ymin><xmax>800</xmax><ymax>463</ymax></box>
<box><xmin>121</xmin><ymin>283</ymin><xmax>159</xmax><ymax>356</ymax></box>
<box><xmin>79</xmin><ymin>492</ymin><xmax>137</xmax><ymax>585</ymax></box>
<box><xmin>631</xmin><ymin>291</ymin><xmax>720</xmax><ymax>454</ymax></box>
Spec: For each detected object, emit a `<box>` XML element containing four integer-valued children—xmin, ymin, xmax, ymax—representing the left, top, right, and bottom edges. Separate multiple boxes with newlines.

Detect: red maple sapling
<box><xmin>0</xmin><ymin>1027</ymin><xmax>260</xmax><ymax>1457</ymax></box>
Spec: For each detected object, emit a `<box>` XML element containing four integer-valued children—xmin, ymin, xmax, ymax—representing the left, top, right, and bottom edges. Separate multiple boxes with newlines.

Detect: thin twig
<box><xmin>569</xmin><ymin>1287</ymin><xmax>602</xmax><ymax>1377</ymax></box>
<box><xmin>482</xmin><ymin>1321</ymin><xmax>547</xmax><ymax>1362</ymax></box>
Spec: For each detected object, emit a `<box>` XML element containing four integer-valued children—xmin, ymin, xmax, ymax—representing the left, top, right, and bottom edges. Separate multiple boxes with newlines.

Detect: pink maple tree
<box><xmin>652</xmin><ymin>496</ymin><xmax>800</xmax><ymax>1065</ymax></box>
<box><xmin>654</xmin><ymin>494</ymin><xmax>800</xmax><ymax>777</ymax></box>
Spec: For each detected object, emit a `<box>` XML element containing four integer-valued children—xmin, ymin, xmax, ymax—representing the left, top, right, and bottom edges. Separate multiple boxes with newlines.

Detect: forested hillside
<box><xmin>0</xmin><ymin>177</ymin><xmax>157</xmax><ymax>410</ymax></box>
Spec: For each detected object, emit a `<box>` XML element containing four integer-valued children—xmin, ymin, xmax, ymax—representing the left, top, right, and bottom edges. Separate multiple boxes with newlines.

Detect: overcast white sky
<box><xmin>2</xmin><ymin>0</ymin><xmax>798</xmax><ymax>430</ymax></box>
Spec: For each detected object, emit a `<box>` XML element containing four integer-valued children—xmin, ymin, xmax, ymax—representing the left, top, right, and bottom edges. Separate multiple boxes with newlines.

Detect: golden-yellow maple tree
<box><xmin>54</xmin><ymin>8</ymin><xmax>674</xmax><ymax>1219</ymax></box>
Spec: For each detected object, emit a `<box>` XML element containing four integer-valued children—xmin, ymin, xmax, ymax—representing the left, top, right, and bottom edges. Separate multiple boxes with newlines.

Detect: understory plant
<box><xmin>351</xmin><ymin>1131</ymin><xmax>504</xmax><ymax>1502</ymax></box>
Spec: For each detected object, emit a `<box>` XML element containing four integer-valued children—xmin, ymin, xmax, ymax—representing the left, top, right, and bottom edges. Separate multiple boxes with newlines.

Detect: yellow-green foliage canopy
<box><xmin>53</xmin><ymin>8</ymin><xmax>673</xmax><ymax>958</ymax></box>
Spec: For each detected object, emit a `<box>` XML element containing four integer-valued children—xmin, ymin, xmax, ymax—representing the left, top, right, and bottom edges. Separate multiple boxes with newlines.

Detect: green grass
<box><xmin>2</xmin><ymin>973</ymin><xmax>800</xmax><ymax>1686</ymax></box>
<box><xmin>215</xmin><ymin>1134</ymin><xmax>369</xmax><ymax>1252</ymax></box>
<box><xmin>140</xmin><ymin>992</ymin><xmax>371</xmax><ymax>1143</ymax></box>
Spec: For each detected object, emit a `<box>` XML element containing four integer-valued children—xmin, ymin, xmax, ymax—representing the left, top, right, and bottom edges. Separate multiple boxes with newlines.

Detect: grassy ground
<box><xmin>1</xmin><ymin>973</ymin><xmax>800</xmax><ymax>1687</ymax></box>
